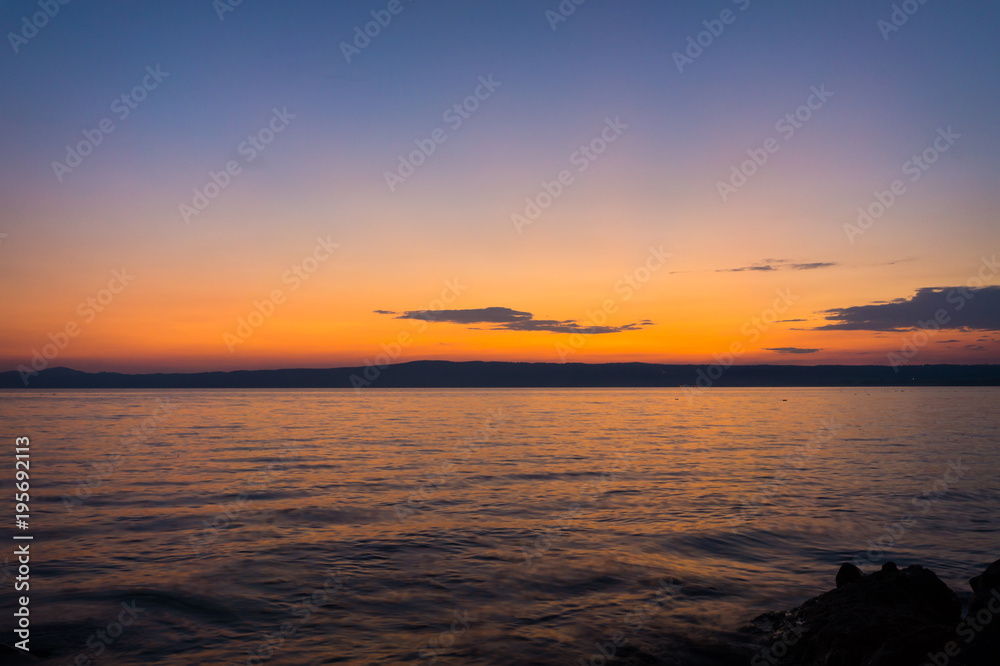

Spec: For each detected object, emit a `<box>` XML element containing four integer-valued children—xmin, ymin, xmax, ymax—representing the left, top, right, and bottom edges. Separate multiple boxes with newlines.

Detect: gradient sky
<box><xmin>1</xmin><ymin>0</ymin><xmax>998</xmax><ymax>373</ymax></box>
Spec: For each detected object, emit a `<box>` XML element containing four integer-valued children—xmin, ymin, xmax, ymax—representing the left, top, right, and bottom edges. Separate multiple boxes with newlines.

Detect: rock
<box><xmin>969</xmin><ymin>558</ymin><xmax>1000</xmax><ymax>616</ymax></box>
<box><xmin>746</xmin><ymin>563</ymin><xmax>961</xmax><ymax>665</ymax></box>
<box><xmin>956</xmin><ymin>558</ymin><xmax>1000</xmax><ymax>666</ymax></box>
<box><xmin>836</xmin><ymin>563</ymin><xmax>864</xmax><ymax>589</ymax></box>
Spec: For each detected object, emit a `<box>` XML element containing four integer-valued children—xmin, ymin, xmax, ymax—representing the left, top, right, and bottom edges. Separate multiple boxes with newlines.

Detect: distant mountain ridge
<box><xmin>2</xmin><ymin>361</ymin><xmax>999</xmax><ymax>389</ymax></box>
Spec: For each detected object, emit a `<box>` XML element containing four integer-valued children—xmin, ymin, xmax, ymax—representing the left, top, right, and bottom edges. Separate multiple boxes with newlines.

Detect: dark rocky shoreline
<box><xmin>742</xmin><ymin>558</ymin><xmax>1000</xmax><ymax>666</ymax></box>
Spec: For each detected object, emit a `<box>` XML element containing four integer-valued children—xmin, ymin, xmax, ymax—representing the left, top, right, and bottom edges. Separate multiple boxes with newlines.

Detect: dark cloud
<box><xmin>815</xmin><ymin>286</ymin><xmax>1000</xmax><ymax>331</ymax></box>
<box><xmin>790</xmin><ymin>262</ymin><xmax>837</xmax><ymax>271</ymax></box>
<box><xmin>383</xmin><ymin>307</ymin><xmax>652</xmax><ymax>335</ymax></box>
<box><xmin>777</xmin><ymin>318</ymin><xmax>807</xmax><ymax>323</ymax></box>
<box><xmin>965</xmin><ymin>345</ymin><xmax>986</xmax><ymax>351</ymax></box>
<box><xmin>394</xmin><ymin>307</ymin><xmax>531</xmax><ymax>324</ymax></box>
<box><xmin>718</xmin><ymin>260</ymin><xmax>836</xmax><ymax>273</ymax></box>
<box><xmin>498</xmin><ymin>320</ymin><xmax>649</xmax><ymax>334</ymax></box>
<box><xmin>372</xmin><ymin>309</ymin><xmax>397</xmax><ymax>315</ymax></box>
<box><xmin>765</xmin><ymin>347</ymin><xmax>823</xmax><ymax>354</ymax></box>
<box><xmin>722</xmin><ymin>264</ymin><xmax>776</xmax><ymax>273</ymax></box>
<box><xmin>936</xmin><ymin>340</ymin><xmax>960</xmax><ymax>344</ymax></box>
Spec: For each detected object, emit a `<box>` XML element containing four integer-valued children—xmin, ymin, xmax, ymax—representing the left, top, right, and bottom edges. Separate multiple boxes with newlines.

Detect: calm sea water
<box><xmin>1</xmin><ymin>388</ymin><xmax>998</xmax><ymax>665</ymax></box>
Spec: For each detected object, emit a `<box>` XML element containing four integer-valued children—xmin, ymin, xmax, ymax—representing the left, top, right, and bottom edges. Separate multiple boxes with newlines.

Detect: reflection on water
<box><xmin>1</xmin><ymin>388</ymin><xmax>998</xmax><ymax>664</ymax></box>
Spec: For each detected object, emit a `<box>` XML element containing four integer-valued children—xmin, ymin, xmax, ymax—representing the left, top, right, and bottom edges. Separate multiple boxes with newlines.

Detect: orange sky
<box><xmin>2</xmin><ymin>2</ymin><xmax>998</xmax><ymax>373</ymax></box>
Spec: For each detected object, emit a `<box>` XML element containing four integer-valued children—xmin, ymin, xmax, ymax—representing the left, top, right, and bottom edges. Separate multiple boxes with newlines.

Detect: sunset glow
<box><xmin>2</xmin><ymin>1</ymin><xmax>998</xmax><ymax>374</ymax></box>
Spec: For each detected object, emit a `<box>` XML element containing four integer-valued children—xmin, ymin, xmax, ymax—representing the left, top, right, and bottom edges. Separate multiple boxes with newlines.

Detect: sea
<box><xmin>1</xmin><ymin>388</ymin><xmax>998</xmax><ymax>665</ymax></box>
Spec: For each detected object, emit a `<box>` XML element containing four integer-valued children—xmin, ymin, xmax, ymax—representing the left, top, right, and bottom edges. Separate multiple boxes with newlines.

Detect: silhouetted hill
<box><xmin>2</xmin><ymin>361</ymin><xmax>999</xmax><ymax>388</ymax></box>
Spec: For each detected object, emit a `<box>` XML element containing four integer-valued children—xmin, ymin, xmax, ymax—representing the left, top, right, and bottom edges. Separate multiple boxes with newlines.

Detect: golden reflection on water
<box><xmin>3</xmin><ymin>388</ymin><xmax>998</xmax><ymax>664</ymax></box>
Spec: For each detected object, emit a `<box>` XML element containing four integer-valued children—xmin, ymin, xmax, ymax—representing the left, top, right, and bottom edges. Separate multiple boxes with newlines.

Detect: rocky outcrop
<box><xmin>835</xmin><ymin>562</ymin><xmax>864</xmax><ymax>589</ymax></box>
<box><xmin>745</xmin><ymin>558</ymin><xmax>1000</xmax><ymax>666</ymax></box>
<box><xmin>955</xmin><ymin>559</ymin><xmax>1000</xmax><ymax>666</ymax></box>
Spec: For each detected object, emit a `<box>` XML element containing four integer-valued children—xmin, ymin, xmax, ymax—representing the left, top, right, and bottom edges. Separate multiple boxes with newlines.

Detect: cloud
<box><xmin>380</xmin><ymin>307</ymin><xmax>652</xmax><ymax>335</ymax></box>
<box><xmin>765</xmin><ymin>347</ymin><xmax>823</xmax><ymax>354</ymax></box>
<box><xmin>718</xmin><ymin>259</ymin><xmax>836</xmax><ymax>273</ymax></box>
<box><xmin>372</xmin><ymin>309</ymin><xmax>397</xmax><ymax>315</ymax></box>
<box><xmin>777</xmin><ymin>318</ymin><xmax>807</xmax><ymax>323</ymax></box>
<box><xmin>497</xmin><ymin>319</ymin><xmax>648</xmax><ymax>334</ymax></box>
<box><xmin>722</xmin><ymin>264</ymin><xmax>776</xmax><ymax>273</ymax></box>
<box><xmin>935</xmin><ymin>339</ymin><xmax>960</xmax><ymax>344</ymax></box>
<box><xmin>789</xmin><ymin>262</ymin><xmax>837</xmax><ymax>271</ymax></box>
<box><xmin>815</xmin><ymin>286</ymin><xmax>1000</xmax><ymax>331</ymax></box>
<box><xmin>394</xmin><ymin>307</ymin><xmax>531</xmax><ymax>324</ymax></box>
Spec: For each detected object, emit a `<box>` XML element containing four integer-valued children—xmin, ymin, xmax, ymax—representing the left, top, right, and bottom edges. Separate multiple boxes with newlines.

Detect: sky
<box><xmin>1</xmin><ymin>0</ymin><xmax>999</xmax><ymax>374</ymax></box>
